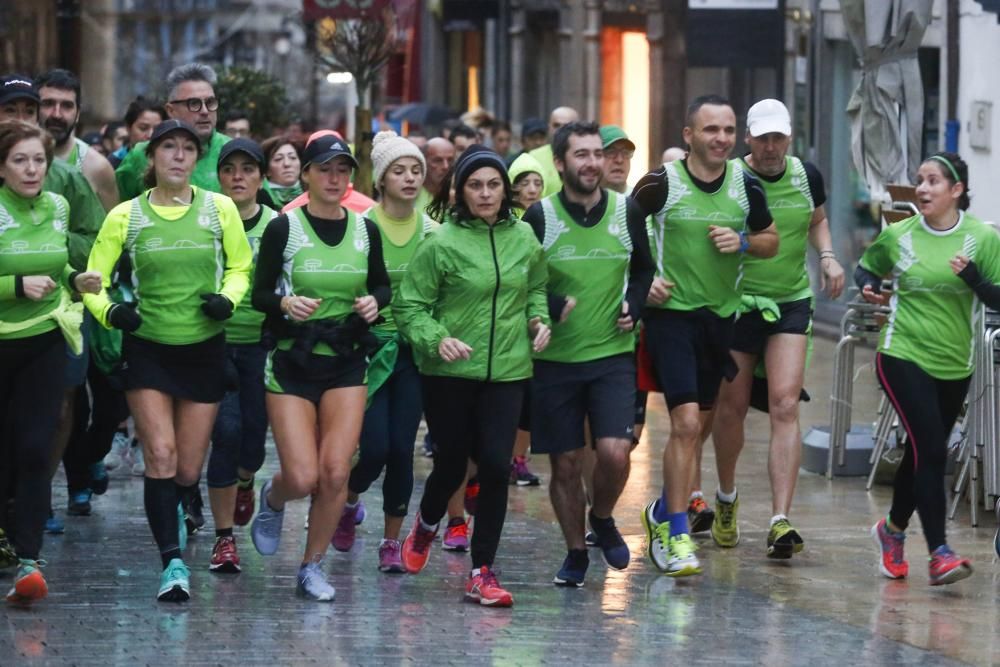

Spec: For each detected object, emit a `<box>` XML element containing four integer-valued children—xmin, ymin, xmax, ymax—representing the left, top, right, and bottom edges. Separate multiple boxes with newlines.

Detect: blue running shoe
<box><xmin>355</xmin><ymin>499</ymin><xmax>366</xmax><ymax>525</ymax></box>
<box><xmin>251</xmin><ymin>479</ymin><xmax>284</xmax><ymax>556</ymax></box>
<box><xmin>67</xmin><ymin>490</ymin><xmax>93</xmax><ymax>516</ymax></box>
<box><xmin>89</xmin><ymin>462</ymin><xmax>109</xmax><ymax>495</ymax></box>
<box><xmin>45</xmin><ymin>512</ymin><xmax>64</xmax><ymax>535</ymax></box>
<box><xmin>589</xmin><ymin>513</ymin><xmax>630</xmax><ymax>571</ymax></box>
<box><xmin>157</xmin><ymin>558</ymin><xmax>190</xmax><ymax>602</ymax></box>
<box><xmin>297</xmin><ymin>559</ymin><xmax>336</xmax><ymax>601</ymax></box>
<box><xmin>553</xmin><ymin>549</ymin><xmax>589</xmax><ymax>587</ymax></box>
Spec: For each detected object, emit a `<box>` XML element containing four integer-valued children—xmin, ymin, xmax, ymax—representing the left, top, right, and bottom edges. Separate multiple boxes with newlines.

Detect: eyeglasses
<box><xmin>605</xmin><ymin>147</ymin><xmax>634</xmax><ymax>160</ymax></box>
<box><xmin>169</xmin><ymin>96</ymin><xmax>219</xmax><ymax>112</ymax></box>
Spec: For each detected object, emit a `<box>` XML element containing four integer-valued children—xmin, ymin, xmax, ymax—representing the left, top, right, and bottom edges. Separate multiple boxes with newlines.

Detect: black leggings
<box><xmin>64</xmin><ymin>360</ymin><xmax>129</xmax><ymax>494</ymax></box>
<box><xmin>0</xmin><ymin>330</ymin><xmax>67</xmax><ymax>560</ymax></box>
<box><xmin>876</xmin><ymin>353</ymin><xmax>969</xmax><ymax>552</ymax></box>
<box><xmin>418</xmin><ymin>375</ymin><xmax>525</xmax><ymax>569</ymax></box>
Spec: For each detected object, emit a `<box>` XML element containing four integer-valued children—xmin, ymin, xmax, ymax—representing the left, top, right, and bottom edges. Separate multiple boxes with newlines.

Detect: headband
<box><xmin>928</xmin><ymin>155</ymin><xmax>962</xmax><ymax>184</ymax></box>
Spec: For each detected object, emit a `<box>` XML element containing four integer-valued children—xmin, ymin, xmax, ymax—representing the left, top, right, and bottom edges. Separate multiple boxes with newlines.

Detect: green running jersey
<box><xmin>0</xmin><ymin>187</ymin><xmax>71</xmax><ymax>339</ymax></box>
<box><xmin>648</xmin><ymin>160</ymin><xmax>750</xmax><ymax>317</ymax></box>
<box><xmin>224</xmin><ymin>205</ymin><xmax>278</xmax><ymax>344</ymax></box>
<box><xmin>365</xmin><ymin>206</ymin><xmax>437</xmax><ymax>333</ymax></box>
<box><xmin>860</xmin><ymin>212</ymin><xmax>1000</xmax><ymax>379</ymax></box>
<box><xmin>277</xmin><ymin>207</ymin><xmax>371</xmax><ymax>356</ymax></box>
<box><xmin>740</xmin><ymin>157</ymin><xmax>814</xmax><ymax>302</ymax></box>
<box><xmin>535</xmin><ymin>190</ymin><xmax>635</xmax><ymax>363</ymax></box>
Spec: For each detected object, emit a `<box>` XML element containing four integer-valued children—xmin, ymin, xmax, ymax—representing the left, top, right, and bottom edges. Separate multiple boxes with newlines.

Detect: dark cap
<box><xmin>0</xmin><ymin>75</ymin><xmax>39</xmax><ymax>106</ymax></box>
<box><xmin>454</xmin><ymin>145</ymin><xmax>510</xmax><ymax>194</ymax></box>
<box><xmin>521</xmin><ymin>117</ymin><xmax>547</xmax><ymax>137</ymax></box>
<box><xmin>302</xmin><ymin>134</ymin><xmax>358</xmax><ymax>169</ymax></box>
<box><xmin>148</xmin><ymin>119</ymin><xmax>202</xmax><ymax>150</ymax></box>
<box><xmin>217</xmin><ymin>137</ymin><xmax>265</xmax><ymax>172</ymax></box>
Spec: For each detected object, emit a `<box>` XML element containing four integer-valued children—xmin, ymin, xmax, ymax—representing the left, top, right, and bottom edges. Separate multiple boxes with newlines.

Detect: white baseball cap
<box><xmin>746</xmin><ymin>99</ymin><xmax>791</xmax><ymax>137</ymax></box>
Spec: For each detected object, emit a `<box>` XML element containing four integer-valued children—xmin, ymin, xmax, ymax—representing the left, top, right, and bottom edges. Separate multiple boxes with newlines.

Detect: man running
<box><xmin>522</xmin><ymin>122</ymin><xmax>654</xmax><ymax>586</ymax></box>
<box><xmin>415</xmin><ymin>137</ymin><xmax>455</xmax><ymax>213</ymax></box>
<box><xmin>708</xmin><ymin>99</ymin><xmax>843</xmax><ymax>558</ymax></box>
<box><xmin>632</xmin><ymin>94</ymin><xmax>777</xmax><ymax>577</ymax></box>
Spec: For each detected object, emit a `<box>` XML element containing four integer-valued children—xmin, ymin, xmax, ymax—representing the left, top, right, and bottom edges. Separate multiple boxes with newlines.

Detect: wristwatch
<box><xmin>738</xmin><ymin>231</ymin><xmax>750</xmax><ymax>254</ymax></box>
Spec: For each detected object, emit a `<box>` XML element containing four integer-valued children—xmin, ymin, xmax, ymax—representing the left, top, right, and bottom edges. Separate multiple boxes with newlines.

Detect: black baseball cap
<box><xmin>217</xmin><ymin>138</ymin><xmax>265</xmax><ymax>172</ymax></box>
<box><xmin>0</xmin><ymin>75</ymin><xmax>39</xmax><ymax>106</ymax></box>
<box><xmin>302</xmin><ymin>134</ymin><xmax>358</xmax><ymax>169</ymax></box>
<box><xmin>521</xmin><ymin>117</ymin><xmax>547</xmax><ymax>137</ymax></box>
<box><xmin>148</xmin><ymin>119</ymin><xmax>202</xmax><ymax>150</ymax></box>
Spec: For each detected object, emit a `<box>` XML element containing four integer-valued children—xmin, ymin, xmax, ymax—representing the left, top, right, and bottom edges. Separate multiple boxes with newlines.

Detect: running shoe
<box><xmin>928</xmin><ymin>545</ymin><xmax>972</xmax><ymax>586</ymax></box>
<box><xmin>509</xmin><ymin>456</ymin><xmax>541</xmax><ymax>486</ymax></box>
<box><xmin>687</xmin><ymin>496</ymin><xmax>715</xmax><ymax>534</ymax></box>
<box><xmin>422</xmin><ymin>433</ymin><xmax>435</xmax><ymax>458</ymax></box>
<box><xmin>251</xmin><ymin>479</ymin><xmax>284</xmax><ymax>556</ymax></box>
<box><xmin>0</xmin><ymin>529</ymin><xmax>17</xmax><ymax>571</ymax></box>
<box><xmin>89</xmin><ymin>462</ymin><xmax>110</xmax><ymax>495</ymax></box>
<box><xmin>401</xmin><ymin>513</ymin><xmax>438</xmax><ymax>574</ymax></box>
<box><xmin>130</xmin><ymin>443</ymin><xmax>145</xmax><ymax>476</ymax></box>
<box><xmin>466</xmin><ymin>566</ymin><xmax>513</xmax><ymax>607</ymax></box>
<box><xmin>103</xmin><ymin>430</ymin><xmax>130</xmax><ymax>471</ymax></box>
<box><xmin>766</xmin><ymin>519</ymin><xmax>805</xmax><ymax>559</ymax></box>
<box><xmin>378</xmin><ymin>539</ymin><xmax>406</xmax><ymax>573</ymax></box>
<box><xmin>331</xmin><ymin>503</ymin><xmax>360</xmax><ymax>552</ymax></box>
<box><xmin>442</xmin><ymin>517</ymin><xmax>470</xmax><ymax>552</ymax></box>
<box><xmin>871</xmin><ymin>518</ymin><xmax>908</xmax><ymax>579</ymax></box>
<box><xmin>710</xmin><ymin>494</ymin><xmax>740</xmax><ymax>548</ymax></box>
<box><xmin>297</xmin><ymin>560</ymin><xmax>336</xmax><ymax>601</ymax></box>
<box><xmin>183</xmin><ymin>486</ymin><xmax>205</xmax><ymax>535</ymax></box>
<box><xmin>67</xmin><ymin>490</ymin><xmax>93</xmax><ymax>517</ymax></box>
<box><xmin>666</xmin><ymin>534</ymin><xmax>701</xmax><ymax>577</ymax></box>
<box><xmin>640</xmin><ymin>500</ymin><xmax>670</xmax><ymax>572</ymax></box>
<box><xmin>5</xmin><ymin>559</ymin><xmax>47</xmax><ymax>604</ymax></box>
<box><xmin>355</xmin><ymin>499</ymin><xmax>366</xmax><ymax>525</ymax></box>
<box><xmin>44</xmin><ymin>512</ymin><xmax>64</xmax><ymax>535</ymax></box>
<box><xmin>209</xmin><ymin>535</ymin><xmax>241</xmax><ymax>573</ymax></box>
<box><xmin>584</xmin><ymin>531</ymin><xmax>599</xmax><ymax>548</ymax></box>
<box><xmin>553</xmin><ymin>549</ymin><xmax>589</xmax><ymax>587</ymax></box>
<box><xmin>464</xmin><ymin>478</ymin><xmax>480</xmax><ymax>516</ymax></box>
<box><xmin>589</xmin><ymin>514</ymin><xmax>630</xmax><ymax>570</ymax></box>
<box><xmin>157</xmin><ymin>558</ymin><xmax>190</xmax><ymax>602</ymax></box>
<box><xmin>233</xmin><ymin>485</ymin><xmax>255</xmax><ymax>527</ymax></box>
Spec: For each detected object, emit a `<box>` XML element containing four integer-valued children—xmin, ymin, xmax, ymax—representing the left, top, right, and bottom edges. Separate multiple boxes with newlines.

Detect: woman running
<box><xmin>331</xmin><ymin>131</ymin><xmax>436</xmax><ymax>571</ymax></box>
<box><xmin>260</xmin><ymin>136</ymin><xmax>303</xmax><ymax>209</ymax></box>
<box><xmin>395</xmin><ymin>145</ymin><xmax>550</xmax><ymax>607</ymax></box>
<box><xmin>83</xmin><ymin>119</ymin><xmax>252</xmax><ymax>602</ymax></box>
<box><xmin>205</xmin><ymin>138</ymin><xmax>278</xmax><ymax>573</ymax></box>
<box><xmin>859</xmin><ymin>152</ymin><xmax>999</xmax><ymax>586</ymax></box>
<box><xmin>0</xmin><ymin>120</ymin><xmax>101</xmax><ymax>603</ymax></box>
<box><xmin>249</xmin><ymin>135</ymin><xmax>390</xmax><ymax>601</ymax></box>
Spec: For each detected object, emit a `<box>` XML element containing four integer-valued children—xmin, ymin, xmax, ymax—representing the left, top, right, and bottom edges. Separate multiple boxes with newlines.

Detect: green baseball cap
<box><xmin>599</xmin><ymin>125</ymin><xmax>636</xmax><ymax>151</ymax></box>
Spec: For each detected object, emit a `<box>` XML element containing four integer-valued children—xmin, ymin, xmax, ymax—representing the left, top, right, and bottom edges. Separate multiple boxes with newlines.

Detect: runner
<box><xmin>332</xmin><ymin>131</ymin><xmax>435</xmax><ymax>571</ymax></box>
<box><xmin>709</xmin><ymin>99</ymin><xmax>844</xmax><ymax>558</ymax></box>
<box><xmin>108</xmin><ymin>97</ymin><xmax>166</xmax><ymax>169</ymax></box>
<box><xmin>205</xmin><ymin>138</ymin><xmax>277</xmax><ymax>573</ymax></box>
<box><xmin>522</xmin><ymin>122</ymin><xmax>654</xmax><ymax>586</ymax></box>
<box><xmin>415</xmin><ymin>137</ymin><xmax>455</xmax><ymax>214</ymax></box>
<box><xmin>0</xmin><ymin>120</ymin><xmax>102</xmax><ymax>603</ymax></box>
<box><xmin>279</xmin><ymin>131</ymin><xmax>375</xmax><ymax>215</ymax></box>
<box><xmin>83</xmin><ymin>119</ymin><xmax>252</xmax><ymax>601</ymax></box>
<box><xmin>259</xmin><ymin>135</ymin><xmax>303</xmax><ymax>209</ymax></box>
<box><xmin>222</xmin><ymin>110</ymin><xmax>251</xmax><ymax>139</ymax></box>
<box><xmin>859</xmin><ymin>152</ymin><xmax>993</xmax><ymax>586</ymax></box>
<box><xmin>248</xmin><ymin>135</ymin><xmax>389</xmax><ymax>601</ymax></box>
<box><xmin>632</xmin><ymin>95</ymin><xmax>777</xmax><ymax>577</ymax></box>
<box><xmin>528</xmin><ymin>106</ymin><xmax>580</xmax><ymax>198</ymax></box>
<box><xmin>395</xmin><ymin>145</ymin><xmax>550</xmax><ymax>607</ymax></box>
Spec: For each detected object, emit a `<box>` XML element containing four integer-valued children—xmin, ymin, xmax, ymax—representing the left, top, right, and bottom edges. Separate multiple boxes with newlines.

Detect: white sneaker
<box><xmin>104</xmin><ymin>431</ymin><xmax>129</xmax><ymax>470</ymax></box>
<box><xmin>130</xmin><ymin>443</ymin><xmax>145</xmax><ymax>476</ymax></box>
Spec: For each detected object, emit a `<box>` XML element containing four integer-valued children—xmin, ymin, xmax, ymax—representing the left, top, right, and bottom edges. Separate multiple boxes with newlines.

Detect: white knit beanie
<box><xmin>372</xmin><ymin>130</ymin><xmax>426</xmax><ymax>188</ymax></box>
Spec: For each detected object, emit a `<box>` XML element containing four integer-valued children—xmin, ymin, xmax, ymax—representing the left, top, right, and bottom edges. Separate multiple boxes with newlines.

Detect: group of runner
<box><xmin>0</xmin><ymin>60</ymin><xmax>990</xmax><ymax>608</ymax></box>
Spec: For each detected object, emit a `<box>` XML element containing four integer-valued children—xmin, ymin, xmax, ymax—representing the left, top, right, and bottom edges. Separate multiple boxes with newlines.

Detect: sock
<box><xmin>446</xmin><ymin>516</ymin><xmax>465</xmax><ymax>528</ymax></box>
<box><xmin>769</xmin><ymin>514</ymin><xmax>787</xmax><ymax>528</ymax></box>
<box><xmin>420</xmin><ymin>516</ymin><xmax>439</xmax><ymax>532</ymax></box>
<box><xmin>885</xmin><ymin>514</ymin><xmax>905</xmax><ymax>535</ymax></box>
<box><xmin>589</xmin><ymin>510</ymin><xmax>613</xmax><ymax>528</ymax></box>
<box><xmin>144</xmin><ymin>477</ymin><xmax>182</xmax><ymax>568</ymax></box>
<box><xmin>215</xmin><ymin>527</ymin><xmax>233</xmax><ymax>538</ymax></box>
<box><xmin>716</xmin><ymin>487</ymin><xmax>737</xmax><ymax>504</ymax></box>
<box><xmin>345</xmin><ymin>500</ymin><xmax>359</xmax><ymax>510</ymax></box>
<box><xmin>470</xmin><ymin>568</ymin><xmax>481</xmax><ymax>578</ymax></box>
<box><xmin>237</xmin><ymin>475</ymin><xmax>254</xmax><ymax>490</ymax></box>
<box><xmin>689</xmin><ymin>490</ymin><xmax>704</xmax><ymax>501</ymax></box>
<box><xmin>652</xmin><ymin>489</ymin><xmax>670</xmax><ymax>523</ymax></box>
<box><xmin>667</xmin><ymin>511</ymin><xmax>689</xmax><ymax>537</ymax></box>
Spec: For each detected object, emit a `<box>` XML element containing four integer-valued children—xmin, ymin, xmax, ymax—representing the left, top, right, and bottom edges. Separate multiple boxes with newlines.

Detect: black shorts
<box><xmin>122</xmin><ymin>332</ymin><xmax>226</xmax><ymax>403</ymax></box>
<box><xmin>518</xmin><ymin>382</ymin><xmax>532</xmax><ymax>431</ymax></box>
<box><xmin>731</xmin><ymin>297</ymin><xmax>813</xmax><ymax>356</ymax></box>
<box><xmin>265</xmin><ymin>348</ymin><xmax>366</xmax><ymax>404</ymax></box>
<box><xmin>530</xmin><ymin>353</ymin><xmax>636</xmax><ymax>454</ymax></box>
<box><xmin>643</xmin><ymin>308</ymin><xmax>736</xmax><ymax>411</ymax></box>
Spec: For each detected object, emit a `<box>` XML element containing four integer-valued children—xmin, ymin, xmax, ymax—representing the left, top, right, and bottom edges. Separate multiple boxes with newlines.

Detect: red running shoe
<box><xmin>6</xmin><ymin>560</ymin><xmax>47</xmax><ymax>604</ymax></box>
<box><xmin>465</xmin><ymin>566</ymin><xmax>513</xmax><ymax>607</ymax></box>
<box><xmin>928</xmin><ymin>545</ymin><xmax>972</xmax><ymax>586</ymax></box>
<box><xmin>442</xmin><ymin>517</ymin><xmax>470</xmax><ymax>552</ymax></box>
<box><xmin>871</xmin><ymin>518</ymin><xmax>908</xmax><ymax>579</ymax></box>
<box><xmin>331</xmin><ymin>504</ymin><xmax>360</xmax><ymax>552</ymax></box>
<box><xmin>464</xmin><ymin>478</ymin><xmax>480</xmax><ymax>516</ymax></box>
<box><xmin>401</xmin><ymin>513</ymin><xmax>438</xmax><ymax>574</ymax></box>
<box><xmin>233</xmin><ymin>482</ymin><xmax>255</xmax><ymax>526</ymax></box>
<box><xmin>209</xmin><ymin>536</ymin><xmax>241</xmax><ymax>573</ymax></box>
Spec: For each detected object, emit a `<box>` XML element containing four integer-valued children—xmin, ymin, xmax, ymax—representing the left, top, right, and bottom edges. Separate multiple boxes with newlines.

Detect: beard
<box><xmin>43</xmin><ymin>117</ymin><xmax>75</xmax><ymax>145</ymax></box>
<box><xmin>563</xmin><ymin>166</ymin><xmax>601</xmax><ymax>196</ymax></box>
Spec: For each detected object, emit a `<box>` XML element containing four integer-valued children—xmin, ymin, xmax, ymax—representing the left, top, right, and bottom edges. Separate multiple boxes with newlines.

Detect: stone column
<box><xmin>508</xmin><ymin>0</ymin><xmax>527</xmax><ymax>123</ymax></box>
<box><xmin>79</xmin><ymin>0</ymin><xmax>118</xmax><ymax>122</ymax></box>
<box><xmin>584</xmin><ymin>0</ymin><xmax>602</xmax><ymax>121</ymax></box>
<box><xmin>558</xmin><ymin>0</ymin><xmax>587</xmax><ymax>111</ymax></box>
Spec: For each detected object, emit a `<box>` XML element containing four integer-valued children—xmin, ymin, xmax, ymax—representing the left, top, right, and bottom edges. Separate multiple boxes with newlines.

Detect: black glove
<box><xmin>200</xmin><ymin>293</ymin><xmax>234</xmax><ymax>321</ymax></box>
<box><xmin>108</xmin><ymin>303</ymin><xmax>142</xmax><ymax>332</ymax></box>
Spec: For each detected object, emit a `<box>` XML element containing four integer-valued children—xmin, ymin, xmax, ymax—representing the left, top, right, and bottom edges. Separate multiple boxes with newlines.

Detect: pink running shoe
<box><xmin>871</xmin><ymin>518</ymin><xmax>908</xmax><ymax>579</ymax></box>
<box><xmin>378</xmin><ymin>539</ymin><xmax>406</xmax><ymax>573</ymax></box>
<box><xmin>331</xmin><ymin>504</ymin><xmax>360</xmax><ymax>552</ymax></box>
<box><xmin>442</xmin><ymin>518</ymin><xmax>470</xmax><ymax>552</ymax></box>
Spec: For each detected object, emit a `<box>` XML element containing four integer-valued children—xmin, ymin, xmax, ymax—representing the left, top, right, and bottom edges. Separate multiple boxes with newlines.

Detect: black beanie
<box><xmin>453</xmin><ymin>145</ymin><xmax>510</xmax><ymax>195</ymax></box>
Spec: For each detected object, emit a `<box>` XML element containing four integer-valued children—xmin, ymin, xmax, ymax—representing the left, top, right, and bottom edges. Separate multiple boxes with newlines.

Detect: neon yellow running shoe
<box><xmin>767</xmin><ymin>518</ymin><xmax>804</xmax><ymax>559</ymax></box>
<box><xmin>666</xmin><ymin>533</ymin><xmax>701</xmax><ymax>577</ymax></box>
<box><xmin>711</xmin><ymin>494</ymin><xmax>740</xmax><ymax>548</ymax></box>
<box><xmin>640</xmin><ymin>500</ymin><xmax>670</xmax><ymax>572</ymax></box>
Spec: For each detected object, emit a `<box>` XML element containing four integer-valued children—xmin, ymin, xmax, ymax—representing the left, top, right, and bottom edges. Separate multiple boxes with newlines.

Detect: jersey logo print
<box><xmin>0</xmin><ymin>206</ymin><xmax>19</xmax><ymax>236</ymax></box>
<box><xmin>541</xmin><ymin>199</ymin><xmax>570</xmax><ymax>251</ymax></box>
<box><xmin>962</xmin><ymin>233</ymin><xmax>977</xmax><ymax>261</ymax></box>
<box><xmin>894</xmin><ymin>231</ymin><xmax>917</xmax><ymax>274</ymax></box>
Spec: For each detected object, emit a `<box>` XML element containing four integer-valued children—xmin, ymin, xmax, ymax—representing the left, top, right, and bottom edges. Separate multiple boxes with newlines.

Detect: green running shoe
<box><xmin>666</xmin><ymin>534</ymin><xmax>701</xmax><ymax>577</ymax></box>
<box><xmin>640</xmin><ymin>500</ymin><xmax>670</xmax><ymax>572</ymax></box>
<box><xmin>711</xmin><ymin>494</ymin><xmax>740</xmax><ymax>548</ymax></box>
<box><xmin>157</xmin><ymin>558</ymin><xmax>190</xmax><ymax>602</ymax></box>
<box><xmin>767</xmin><ymin>519</ymin><xmax>804</xmax><ymax>559</ymax></box>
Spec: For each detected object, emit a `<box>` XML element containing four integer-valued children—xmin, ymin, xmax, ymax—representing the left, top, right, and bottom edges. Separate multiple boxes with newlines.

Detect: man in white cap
<box><xmin>706</xmin><ymin>98</ymin><xmax>844</xmax><ymax>560</ymax></box>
